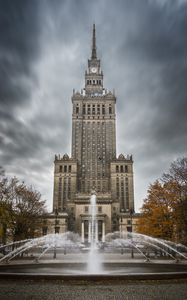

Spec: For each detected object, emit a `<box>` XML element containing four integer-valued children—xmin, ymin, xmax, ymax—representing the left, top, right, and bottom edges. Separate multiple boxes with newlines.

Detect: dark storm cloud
<box><xmin>0</xmin><ymin>0</ymin><xmax>49</xmax><ymax>197</ymax></box>
<box><xmin>0</xmin><ymin>0</ymin><xmax>187</xmax><ymax>210</ymax></box>
<box><xmin>0</xmin><ymin>0</ymin><xmax>40</xmax><ymax>110</ymax></box>
<box><xmin>124</xmin><ymin>0</ymin><xmax>187</xmax><ymax>155</ymax></box>
<box><xmin>105</xmin><ymin>3</ymin><xmax>187</xmax><ymax>134</ymax></box>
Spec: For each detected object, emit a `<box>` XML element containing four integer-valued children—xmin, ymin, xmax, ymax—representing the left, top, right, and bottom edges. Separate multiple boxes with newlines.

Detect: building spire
<box><xmin>91</xmin><ymin>23</ymin><xmax>97</xmax><ymax>59</ymax></box>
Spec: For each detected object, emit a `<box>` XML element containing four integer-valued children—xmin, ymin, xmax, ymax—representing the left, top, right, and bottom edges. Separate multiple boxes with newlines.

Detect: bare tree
<box><xmin>162</xmin><ymin>157</ymin><xmax>187</xmax><ymax>186</ymax></box>
<box><xmin>13</xmin><ymin>183</ymin><xmax>46</xmax><ymax>241</ymax></box>
<box><xmin>162</xmin><ymin>157</ymin><xmax>187</xmax><ymax>244</ymax></box>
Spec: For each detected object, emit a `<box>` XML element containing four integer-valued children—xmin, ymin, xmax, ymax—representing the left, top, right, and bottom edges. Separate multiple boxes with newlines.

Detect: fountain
<box><xmin>0</xmin><ymin>193</ymin><xmax>187</xmax><ymax>280</ymax></box>
<box><xmin>87</xmin><ymin>193</ymin><xmax>102</xmax><ymax>274</ymax></box>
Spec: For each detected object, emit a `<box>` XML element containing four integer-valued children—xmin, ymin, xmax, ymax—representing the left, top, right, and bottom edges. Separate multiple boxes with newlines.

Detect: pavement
<box><xmin>0</xmin><ymin>278</ymin><xmax>187</xmax><ymax>300</ymax></box>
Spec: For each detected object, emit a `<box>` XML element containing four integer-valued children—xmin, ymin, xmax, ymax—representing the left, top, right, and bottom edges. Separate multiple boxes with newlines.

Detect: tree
<box><xmin>162</xmin><ymin>157</ymin><xmax>187</xmax><ymax>186</ymax></box>
<box><xmin>12</xmin><ymin>183</ymin><xmax>46</xmax><ymax>241</ymax></box>
<box><xmin>137</xmin><ymin>157</ymin><xmax>187</xmax><ymax>244</ymax></box>
<box><xmin>0</xmin><ymin>171</ymin><xmax>18</xmax><ymax>245</ymax></box>
<box><xmin>0</xmin><ymin>170</ymin><xmax>46</xmax><ymax>244</ymax></box>
<box><xmin>137</xmin><ymin>180</ymin><xmax>181</xmax><ymax>241</ymax></box>
<box><xmin>162</xmin><ymin>157</ymin><xmax>187</xmax><ymax>244</ymax></box>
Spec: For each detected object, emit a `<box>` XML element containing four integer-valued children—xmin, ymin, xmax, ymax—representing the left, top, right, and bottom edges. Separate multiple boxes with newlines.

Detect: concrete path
<box><xmin>0</xmin><ymin>279</ymin><xmax>187</xmax><ymax>300</ymax></box>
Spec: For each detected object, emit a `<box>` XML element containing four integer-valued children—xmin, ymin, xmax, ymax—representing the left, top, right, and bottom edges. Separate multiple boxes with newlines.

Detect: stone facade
<box><xmin>50</xmin><ymin>25</ymin><xmax>135</xmax><ymax>240</ymax></box>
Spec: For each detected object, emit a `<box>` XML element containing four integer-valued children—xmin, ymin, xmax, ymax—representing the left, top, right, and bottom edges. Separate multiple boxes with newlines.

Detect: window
<box><xmin>102</xmin><ymin>104</ymin><xmax>105</xmax><ymax>114</ymax></box>
<box><xmin>98</xmin><ymin>206</ymin><xmax>102</xmax><ymax>213</ymax></box>
<box><xmin>55</xmin><ymin>227</ymin><xmax>60</xmax><ymax>234</ymax></box>
<box><xmin>125</xmin><ymin>165</ymin><xmax>128</xmax><ymax>173</ymax></box>
<box><xmin>59</xmin><ymin>165</ymin><xmax>62</xmax><ymax>172</ymax></box>
<box><xmin>88</xmin><ymin>105</ymin><xmax>91</xmax><ymax>115</ymax></box>
<box><xmin>64</xmin><ymin>165</ymin><xmax>67</xmax><ymax>172</ymax></box>
<box><xmin>59</xmin><ymin>178</ymin><xmax>62</xmax><ymax>190</ymax></box>
<box><xmin>83</xmin><ymin>104</ymin><xmax>86</xmax><ymax>114</ymax></box>
<box><xmin>42</xmin><ymin>227</ymin><xmax>48</xmax><ymax>235</ymax></box>
<box><xmin>120</xmin><ymin>165</ymin><xmax>123</xmax><ymax>173</ymax></box>
<box><xmin>85</xmin><ymin>206</ymin><xmax>89</xmax><ymax>212</ymax></box>
<box><xmin>68</xmin><ymin>165</ymin><xmax>71</xmax><ymax>173</ymax></box>
<box><xmin>116</xmin><ymin>165</ymin><xmax>119</xmax><ymax>173</ymax></box>
<box><xmin>127</xmin><ymin>226</ymin><xmax>132</xmax><ymax>233</ymax></box>
<box><xmin>97</xmin><ymin>105</ymin><xmax>100</xmax><ymax>114</ymax></box>
<box><xmin>76</xmin><ymin>106</ymin><xmax>79</xmax><ymax>114</ymax></box>
<box><xmin>109</xmin><ymin>105</ymin><xmax>112</xmax><ymax>114</ymax></box>
<box><xmin>87</xmin><ymin>80</ymin><xmax>89</xmax><ymax>85</ymax></box>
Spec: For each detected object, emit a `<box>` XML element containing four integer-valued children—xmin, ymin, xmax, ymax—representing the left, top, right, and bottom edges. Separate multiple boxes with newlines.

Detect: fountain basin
<box><xmin>0</xmin><ymin>260</ymin><xmax>187</xmax><ymax>281</ymax></box>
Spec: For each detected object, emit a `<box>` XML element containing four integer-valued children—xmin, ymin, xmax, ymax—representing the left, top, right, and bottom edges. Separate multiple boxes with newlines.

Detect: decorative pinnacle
<box><xmin>91</xmin><ymin>23</ymin><xmax>97</xmax><ymax>59</ymax></box>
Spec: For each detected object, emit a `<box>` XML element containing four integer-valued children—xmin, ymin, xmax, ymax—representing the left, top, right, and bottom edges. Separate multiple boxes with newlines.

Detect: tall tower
<box><xmin>53</xmin><ymin>25</ymin><xmax>134</xmax><ymax>237</ymax></box>
<box><xmin>72</xmin><ymin>24</ymin><xmax>116</xmax><ymax>194</ymax></box>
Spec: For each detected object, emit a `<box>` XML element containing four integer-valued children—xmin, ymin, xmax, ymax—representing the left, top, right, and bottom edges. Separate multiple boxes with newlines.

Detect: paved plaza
<box><xmin>0</xmin><ymin>279</ymin><xmax>187</xmax><ymax>300</ymax></box>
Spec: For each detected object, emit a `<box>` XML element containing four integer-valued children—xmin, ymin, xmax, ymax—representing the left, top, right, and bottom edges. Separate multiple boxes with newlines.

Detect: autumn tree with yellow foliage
<box><xmin>137</xmin><ymin>158</ymin><xmax>187</xmax><ymax>244</ymax></box>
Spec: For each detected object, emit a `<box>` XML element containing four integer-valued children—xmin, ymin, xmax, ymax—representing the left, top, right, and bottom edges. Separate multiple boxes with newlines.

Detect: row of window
<box><xmin>84</xmin><ymin>206</ymin><xmax>102</xmax><ymax>213</ymax></box>
<box><xmin>75</xmin><ymin>121</ymin><xmax>108</xmax><ymax>125</ymax></box>
<box><xmin>59</xmin><ymin>165</ymin><xmax>72</xmax><ymax>173</ymax></box>
<box><xmin>86</xmin><ymin>79</ymin><xmax>102</xmax><ymax>85</ymax></box>
<box><xmin>58</xmin><ymin>177</ymin><xmax>72</xmax><ymax>201</ymax></box>
<box><xmin>75</xmin><ymin>104</ymin><xmax>113</xmax><ymax>115</ymax></box>
<box><xmin>116</xmin><ymin>165</ymin><xmax>128</xmax><ymax>173</ymax></box>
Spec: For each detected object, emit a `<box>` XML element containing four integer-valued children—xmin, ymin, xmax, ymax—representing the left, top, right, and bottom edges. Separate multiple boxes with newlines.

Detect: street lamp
<box><xmin>54</xmin><ymin>207</ymin><xmax>59</xmax><ymax>234</ymax></box>
<box><xmin>53</xmin><ymin>207</ymin><xmax>59</xmax><ymax>259</ymax></box>
<box><xmin>129</xmin><ymin>208</ymin><xmax>134</xmax><ymax>259</ymax></box>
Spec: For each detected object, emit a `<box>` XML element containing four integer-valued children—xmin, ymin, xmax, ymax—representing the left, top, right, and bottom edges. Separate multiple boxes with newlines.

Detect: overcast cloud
<box><xmin>0</xmin><ymin>0</ymin><xmax>187</xmax><ymax>211</ymax></box>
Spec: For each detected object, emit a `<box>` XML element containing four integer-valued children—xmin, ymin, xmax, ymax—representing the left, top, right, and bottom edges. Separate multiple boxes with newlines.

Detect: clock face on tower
<box><xmin>91</xmin><ymin>67</ymin><xmax>97</xmax><ymax>73</ymax></box>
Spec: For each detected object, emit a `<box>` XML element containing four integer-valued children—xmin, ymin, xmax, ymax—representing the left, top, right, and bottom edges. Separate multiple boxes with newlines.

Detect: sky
<box><xmin>0</xmin><ymin>0</ymin><xmax>187</xmax><ymax>212</ymax></box>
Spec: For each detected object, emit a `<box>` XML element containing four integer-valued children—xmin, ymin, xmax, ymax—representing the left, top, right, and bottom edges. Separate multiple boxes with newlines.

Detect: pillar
<box><xmin>88</xmin><ymin>221</ymin><xmax>91</xmax><ymax>243</ymax></box>
<box><xmin>95</xmin><ymin>221</ymin><xmax>98</xmax><ymax>242</ymax></box>
<box><xmin>81</xmin><ymin>221</ymin><xmax>84</xmax><ymax>243</ymax></box>
<box><xmin>102</xmin><ymin>221</ymin><xmax>105</xmax><ymax>242</ymax></box>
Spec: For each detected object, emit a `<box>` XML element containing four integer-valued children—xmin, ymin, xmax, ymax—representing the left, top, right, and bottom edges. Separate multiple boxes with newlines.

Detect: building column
<box><xmin>95</xmin><ymin>220</ymin><xmax>98</xmax><ymax>243</ymax></box>
<box><xmin>81</xmin><ymin>221</ymin><xmax>84</xmax><ymax>243</ymax></box>
<box><xmin>102</xmin><ymin>221</ymin><xmax>105</xmax><ymax>242</ymax></box>
<box><xmin>88</xmin><ymin>221</ymin><xmax>91</xmax><ymax>243</ymax></box>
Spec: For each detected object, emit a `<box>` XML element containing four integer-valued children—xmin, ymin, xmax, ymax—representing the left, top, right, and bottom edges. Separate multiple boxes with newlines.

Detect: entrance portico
<box><xmin>81</xmin><ymin>215</ymin><xmax>106</xmax><ymax>243</ymax></box>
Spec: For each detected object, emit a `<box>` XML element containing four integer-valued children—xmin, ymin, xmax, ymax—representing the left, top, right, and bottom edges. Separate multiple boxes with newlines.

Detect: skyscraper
<box><xmin>52</xmin><ymin>25</ymin><xmax>134</xmax><ymax>240</ymax></box>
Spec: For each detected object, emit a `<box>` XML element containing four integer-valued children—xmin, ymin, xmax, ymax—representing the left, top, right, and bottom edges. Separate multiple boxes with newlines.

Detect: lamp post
<box><xmin>54</xmin><ymin>207</ymin><xmax>59</xmax><ymax>233</ymax></box>
<box><xmin>53</xmin><ymin>207</ymin><xmax>59</xmax><ymax>259</ymax></box>
<box><xmin>130</xmin><ymin>208</ymin><xmax>134</xmax><ymax>259</ymax></box>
